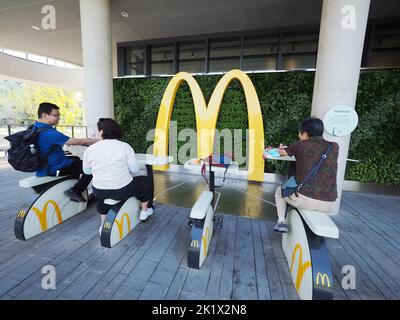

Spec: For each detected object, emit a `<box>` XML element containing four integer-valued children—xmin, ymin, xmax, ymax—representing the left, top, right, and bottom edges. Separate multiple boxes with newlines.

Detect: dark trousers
<box><xmin>59</xmin><ymin>156</ymin><xmax>92</xmax><ymax>193</ymax></box>
<box><xmin>93</xmin><ymin>176</ymin><xmax>152</xmax><ymax>214</ymax></box>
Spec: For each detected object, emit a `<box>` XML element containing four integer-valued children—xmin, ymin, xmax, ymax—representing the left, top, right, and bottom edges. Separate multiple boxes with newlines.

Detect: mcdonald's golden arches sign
<box><xmin>153</xmin><ymin>69</ymin><xmax>265</xmax><ymax>181</ymax></box>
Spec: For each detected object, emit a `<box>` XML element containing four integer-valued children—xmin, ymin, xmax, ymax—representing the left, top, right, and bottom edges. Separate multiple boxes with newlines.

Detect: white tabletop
<box><xmin>136</xmin><ymin>154</ymin><xmax>173</xmax><ymax>165</ymax></box>
<box><xmin>263</xmin><ymin>149</ymin><xmax>295</xmax><ymax>162</ymax></box>
<box><xmin>264</xmin><ymin>154</ymin><xmax>296</xmax><ymax>162</ymax></box>
<box><xmin>184</xmin><ymin>158</ymin><xmax>239</xmax><ymax>172</ymax></box>
<box><xmin>64</xmin><ymin>146</ymin><xmax>173</xmax><ymax>166</ymax></box>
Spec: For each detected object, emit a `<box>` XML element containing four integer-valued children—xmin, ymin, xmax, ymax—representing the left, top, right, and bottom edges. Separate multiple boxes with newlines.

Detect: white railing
<box><xmin>0</xmin><ymin>125</ymin><xmax>87</xmax><ymax>152</ymax></box>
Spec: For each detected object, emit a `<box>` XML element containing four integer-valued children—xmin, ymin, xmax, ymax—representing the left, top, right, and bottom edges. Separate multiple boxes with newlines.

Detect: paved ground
<box><xmin>0</xmin><ymin>164</ymin><xmax>399</xmax><ymax>300</ymax></box>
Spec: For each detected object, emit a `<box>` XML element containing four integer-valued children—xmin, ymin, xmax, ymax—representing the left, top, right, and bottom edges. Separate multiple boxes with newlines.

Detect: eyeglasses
<box><xmin>50</xmin><ymin>114</ymin><xmax>61</xmax><ymax>118</ymax></box>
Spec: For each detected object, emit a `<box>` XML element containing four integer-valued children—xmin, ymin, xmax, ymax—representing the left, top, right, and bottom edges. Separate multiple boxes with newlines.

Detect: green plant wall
<box><xmin>114</xmin><ymin>69</ymin><xmax>400</xmax><ymax>186</ymax></box>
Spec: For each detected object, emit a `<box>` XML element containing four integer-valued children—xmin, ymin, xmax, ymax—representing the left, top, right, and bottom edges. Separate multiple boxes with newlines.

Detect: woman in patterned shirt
<box><xmin>265</xmin><ymin>117</ymin><xmax>339</xmax><ymax>233</ymax></box>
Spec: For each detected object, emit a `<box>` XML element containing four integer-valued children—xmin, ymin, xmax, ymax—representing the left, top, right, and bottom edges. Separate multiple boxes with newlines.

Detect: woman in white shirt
<box><xmin>83</xmin><ymin>118</ymin><xmax>153</xmax><ymax>235</ymax></box>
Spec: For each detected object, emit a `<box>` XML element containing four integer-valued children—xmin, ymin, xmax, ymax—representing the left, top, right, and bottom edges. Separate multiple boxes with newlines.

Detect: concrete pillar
<box><xmin>79</xmin><ymin>0</ymin><xmax>113</xmax><ymax>137</ymax></box>
<box><xmin>311</xmin><ymin>0</ymin><xmax>370</xmax><ymax>214</ymax></box>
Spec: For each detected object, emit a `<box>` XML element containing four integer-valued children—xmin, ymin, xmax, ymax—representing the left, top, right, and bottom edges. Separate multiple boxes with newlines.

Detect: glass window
<box><xmin>242</xmin><ymin>57</ymin><xmax>276</xmax><ymax>71</ymax></box>
<box><xmin>368</xmin><ymin>30</ymin><xmax>400</xmax><ymax>67</ymax></box>
<box><xmin>3</xmin><ymin>49</ymin><xmax>26</xmax><ymax>59</ymax></box>
<box><xmin>151</xmin><ymin>44</ymin><xmax>174</xmax><ymax>62</ymax></box>
<box><xmin>209</xmin><ymin>58</ymin><xmax>240</xmax><ymax>73</ymax></box>
<box><xmin>151</xmin><ymin>62</ymin><xmax>174</xmax><ymax>75</ymax></box>
<box><xmin>55</xmin><ymin>60</ymin><xmax>65</xmax><ymax>67</ymax></box>
<box><xmin>178</xmin><ymin>41</ymin><xmax>206</xmax><ymax>73</ymax></box>
<box><xmin>127</xmin><ymin>48</ymin><xmax>144</xmax><ymax>64</ymax></box>
<box><xmin>151</xmin><ymin>44</ymin><xmax>174</xmax><ymax>75</ymax></box>
<box><xmin>209</xmin><ymin>39</ymin><xmax>240</xmax><ymax>72</ymax></box>
<box><xmin>243</xmin><ymin>35</ymin><xmax>278</xmax><ymax>71</ymax></box>
<box><xmin>179</xmin><ymin>42</ymin><xmax>206</xmax><ymax>60</ymax></box>
<box><xmin>47</xmin><ymin>58</ymin><xmax>56</xmax><ymax>65</ymax></box>
<box><xmin>179</xmin><ymin>60</ymin><xmax>205</xmax><ymax>73</ymax></box>
<box><xmin>125</xmin><ymin>48</ymin><xmax>145</xmax><ymax>75</ymax></box>
<box><xmin>127</xmin><ymin>63</ymin><xmax>145</xmax><ymax>75</ymax></box>
<box><xmin>210</xmin><ymin>39</ymin><xmax>241</xmax><ymax>58</ymax></box>
<box><xmin>281</xmin><ymin>33</ymin><xmax>318</xmax><ymax>54</ymax></box>
<box><xmin>243</xmin><ymin>35</ymin><xmax>278</xmax><ymax>56</ymax></box>
<box><xmin>27</xmin><ymin>53</ymin><xmax>47</xmax><ymax>64</ymax></box>
<box><xmin>368</xmin><ymin>51</ymin><xmax>400</xmax><ymax>68</ymax></box>
<box><xmin>281</xmin><ymin>55</ymin><xmax>316</xmax><ymax>69</ymax></box>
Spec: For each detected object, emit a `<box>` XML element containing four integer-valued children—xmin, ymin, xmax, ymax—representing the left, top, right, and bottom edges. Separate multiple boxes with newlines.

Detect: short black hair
<box><xmin>38</xmin><ymin>102</ymin><xmax>59</xmax><ymax>119</ymax></box>
<box><xmin>299</xmin><ymin>117</ymin><xmax>324</xmax><ymax>137</ymax></box>
<box><xmin>97</xmin><ymin>118</ymin><xmax>123</xmax><ymax>140</ymax></box>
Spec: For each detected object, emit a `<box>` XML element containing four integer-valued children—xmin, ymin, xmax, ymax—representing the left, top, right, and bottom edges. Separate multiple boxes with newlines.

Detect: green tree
<box><xmin>0</xmin><ymin>79</ymin><xmax>83</xmax><ymax>125</ymax></box>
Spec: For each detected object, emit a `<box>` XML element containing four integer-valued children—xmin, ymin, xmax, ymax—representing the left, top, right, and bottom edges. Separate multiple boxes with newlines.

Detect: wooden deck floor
<box><xmin>0</xmin><ymin>164</ymin><xmax>399</xmax><ymax>300</ymax></box>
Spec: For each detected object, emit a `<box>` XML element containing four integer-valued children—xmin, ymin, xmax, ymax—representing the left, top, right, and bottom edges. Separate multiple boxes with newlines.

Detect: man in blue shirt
<box><xmin>35</xmin><ymin>102</ymin><xmax>99</xmax><ymax>202</ymax></box>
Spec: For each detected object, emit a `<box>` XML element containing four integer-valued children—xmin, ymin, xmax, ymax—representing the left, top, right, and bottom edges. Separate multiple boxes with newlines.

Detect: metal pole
<box><xmin>209</xmin><ymin>161</ymin><xmax>215</xmax><ymax>209</ymax></box>
<box><xmin>146</xmin><ymin>164</ymin><xmax>155</xmax><ymax>208</ymax></box>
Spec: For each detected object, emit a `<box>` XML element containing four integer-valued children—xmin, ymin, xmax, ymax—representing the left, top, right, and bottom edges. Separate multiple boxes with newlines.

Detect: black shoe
<box><xmin>64</xmin><ymin>188</ymin><xmax>86</xmax><ymax>202</ymax></box>
<box><xmin>87</xmin><ymin>193</ymin><xmax>98</xmax><ymax>205</ymax></box>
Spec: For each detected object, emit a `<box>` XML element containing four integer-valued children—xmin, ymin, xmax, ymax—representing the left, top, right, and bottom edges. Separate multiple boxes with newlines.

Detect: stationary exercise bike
<box><xmin>186</xmin><ymin>154</ymin><xmax>235</xmax><ymax>269</ymax></box>
<box><xmin>15</xmin><ymin>172</ymin><xmax>88</xmax><ymax>241</ymax></box>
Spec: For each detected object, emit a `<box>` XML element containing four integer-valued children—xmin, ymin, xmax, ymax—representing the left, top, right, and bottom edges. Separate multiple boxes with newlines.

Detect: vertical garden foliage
<box><xmin>114</xmin><ymin>69</ymin><xmax>400</xmax><ymax>185</ymax></box>
<box><xmin>346</xmin><ymin>70</ymin><xmax>400</xmax><ymax>185</ymax></box>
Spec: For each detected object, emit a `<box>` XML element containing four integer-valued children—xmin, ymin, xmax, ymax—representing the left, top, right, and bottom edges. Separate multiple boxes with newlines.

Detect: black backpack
<box><xmin>4</xmin><ymin>125</ymin><xmax>53</xmax><ymax>172</ymax></box>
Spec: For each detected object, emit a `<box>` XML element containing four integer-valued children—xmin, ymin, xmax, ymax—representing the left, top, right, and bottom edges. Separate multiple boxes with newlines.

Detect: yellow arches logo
<box><xmin>316</xmin><ymin>273</ymin><xmax>331</xmax><ymax>288</ymax></box>
<box><xmin>32</xmin><ymin>200</ymin><xmax>62</xmax><ymax>231</ymax></box>
<box><xmin>191</xmin><ymin>239</ymin><xmax>199</xmax><ymax>248</ymax></box>
<box><xmin>201</xmin><ymin>227</ymin><xmax>210</xmax><ymax>257</ymax></box>
<box><xmin>190</xmin><ymin>227</ymin><xmax>209</xmax><ymax>254</ymax></box>
<box><xmin>103</xmin><ymin>222</ymin><xmax>111</xmax><ymax>230</ymax></box>
<box><xmin>17</xmin><ymin>209</ymin><xmax>26</xmax><ymax>219</ymax></box>
<box><xmin>290</xmin><ymin>243</ymin><xmax>312</xmax><ymax>292</ymax></box>
<box><xmin>153</xmin><ymin>69</ymin><xmax>265</xmax><ymax>181</ymax></box>
<box><xmin>115</xmin><ymin>213</ymin><xmax>132</xmax><ymax>240</ymax></box>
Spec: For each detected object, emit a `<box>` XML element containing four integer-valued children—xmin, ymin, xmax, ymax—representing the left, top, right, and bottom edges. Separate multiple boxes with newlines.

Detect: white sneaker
<box><xmin>140</xmin><ymin>208</ymin><xmax>153</xmax><ymax>221</ymax></box>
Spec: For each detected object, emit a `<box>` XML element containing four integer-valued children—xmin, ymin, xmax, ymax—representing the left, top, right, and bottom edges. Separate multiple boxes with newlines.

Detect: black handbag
<box><xmin>281</xmin><ymin>143</ymin><xmax>333</xmax><ymax>198</ymax></box>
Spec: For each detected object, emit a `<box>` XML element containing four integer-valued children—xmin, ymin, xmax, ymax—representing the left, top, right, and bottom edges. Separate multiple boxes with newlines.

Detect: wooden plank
<box><xmin>165</xmin><ymin>264</ymin><xmax>189</xmax><ymax>300</ymax></box>
<box><xmin>259</xmin><ymin>221</ymin><xmax>285</xmax><ymax>300</ymax></box>
<box><xmin>1</xmin><ymin>165</ymin><xmax>400</xmax><ymax>301</ymax></box>
<box><xmin>139</xmin><ymin>281</ymin><xmax>169</xmax><ymax>300</ymax></box>
<box><xmin>96</xmin><ymin>273</ymin><xmax>129</xmax><ymax>300</ymax></box>
<box><xmin>110</xmin><ymin>285</ymin><xmax>141</xmax><ymax>300</ymax></box>
<box><xmin>205</xmin><ymin>214</ymin><xmax>232</xmax><ymax>299</ymax></box>
<box><xmin>118</xmin><ymin>208</ymin><xmax>179</xmax><ymax>276</ymax></box>
<box><xmin>333</xmin><ymin>214</ymin><xmax>400</xmax><ymax>289</ymax></box>
<box><xmin>218</xmin><ymin>214</ymin><xmax>237</xmax><ymax>300</ymax></box>
<box><xmin>331</xmin><ymin>228</ymin><xmax>400</xmax><ymax>299</ymax></box>
<box><xmin>339</xmin><ymin>203</ymin><xmax>400</xmax><ymax>268</ymax></box>
<box><xmin>142</xmin><ymin>208</ymin><xmax>187</xmax><ymax>263</ymax></box>
<box><xmin>180</xmin><ymin>268</ymin><xmax>210</xmax><ymax>297</ymax></box>
<box><xmin>340</xmin><ymin>196</ymin><xmax>400</xmax><ymax>249</ymax></box>
<box><xmin>344</xmin><ymin>192</ymin><xmax>400</xmax><ymax>223</ymax></box>
<box><xmin>326</xmin><ymin>238</ymin><xmax>385</xmax><ymax>300</ymax></box>
<box><xmin>250</xmin><ymin>219</ymin><xmax>271</xmax><ymax>300</ymax></box>
<box><xmin>0</xmin><ymin>276</ymin><xmax>20</xmax><ymax>296</ymax></box>
<box><xmin>327</xmin><ymin>244</ymin><xmax>361</xmax><ymax>300</ymax></box>
<box><xmin>40</xmin><ymin>250</ymin><xmax>104</xmax><ymax>300</ymax></box>
<box><xmin>149</xmin><ymin>256</ymin><xmax>182</xmax><ymax>287</ymax></box>
<box><xmin>11</xmin><ymin>258</ymin><xmax>82</xmax><ymax>299</ymax></box>
<box><xmin>231</xmin><ymin>216</ymin><xmax>258</xmax><ymax>300</ymax></box>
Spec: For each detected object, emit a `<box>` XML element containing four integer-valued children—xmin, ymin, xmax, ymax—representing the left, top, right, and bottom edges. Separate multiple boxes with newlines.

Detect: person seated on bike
<box><xmin>82</xmin><ymin>118</ymin><xmax>153</xmax><ymax>235</ymax></box>
<box><xmin>265</xmin><ymin>117</ymin><xmax>339</xmax><ymax>233</ymax></box>
<box><xmin>35</xmin><ymin>102</ymin><xmax>99</xmax><ymax>202</ymax></box>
